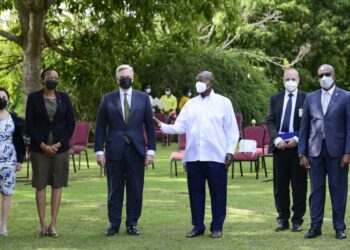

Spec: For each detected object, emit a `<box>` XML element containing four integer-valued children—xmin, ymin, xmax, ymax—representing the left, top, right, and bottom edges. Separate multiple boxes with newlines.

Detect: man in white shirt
<box><xmin>154</xmin><ymin>71</ymin><xmax>239</xmax><ymax>238</ymax></box>
<box><xmin>266</xmin><ymin>68</ymin><xmax>307</xmax><ymax>233</ymax></box>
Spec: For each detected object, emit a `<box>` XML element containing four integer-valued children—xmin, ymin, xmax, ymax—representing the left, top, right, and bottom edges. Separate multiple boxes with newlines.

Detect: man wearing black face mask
<box><xmin>95</xmin><ymin>64</ymin><xmax>156</xmax><ymax>237</ymax></box>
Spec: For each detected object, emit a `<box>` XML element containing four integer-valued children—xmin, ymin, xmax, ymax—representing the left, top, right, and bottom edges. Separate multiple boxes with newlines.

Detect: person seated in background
<box><xmin>0</xmin><ymin>87</ymin><xmax>25</xmax><ymax>237</ymax></box>
<box><xmin>160</xmin><ymin>87</ymin><xmax>177</xmax><ymax>115</ymax></box>
<box><xmin>144</xmin><ymin>84</ymin><xmax>154</xmax><ymax>109</ymax></box>
<box><xmin>178</xmin><ymin>86</ymin><xmax>192</xmax><ymax>113</ymax></box>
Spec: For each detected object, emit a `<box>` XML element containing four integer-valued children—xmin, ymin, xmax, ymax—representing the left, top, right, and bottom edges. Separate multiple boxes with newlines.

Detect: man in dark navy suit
<box><xmin>299</xmin><ymin>64</ymin><xmax>350</xmax><ymax>240</ymax></box>
<box><xmin>94</xmin><ymin>64</ymin><xmax>156</xmax><ymax>236</ymax></box>
<box><xmin>267</xmin><ymin>68</ymin><xmax>308</xmax><ymax>233</ymax></box>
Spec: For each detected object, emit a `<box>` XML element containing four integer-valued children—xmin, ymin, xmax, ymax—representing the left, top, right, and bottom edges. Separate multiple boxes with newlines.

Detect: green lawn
<box><xmin>2</xmin><ymin>143</ymin><xmax>349</xmax><ymax>249</ymax></box>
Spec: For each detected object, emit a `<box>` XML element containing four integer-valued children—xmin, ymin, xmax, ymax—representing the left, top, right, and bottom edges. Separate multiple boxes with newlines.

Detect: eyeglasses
<box><xmin>318</xmin><ymin>73</ymin><xmax>332</xmax><ymax>78</ymax></box>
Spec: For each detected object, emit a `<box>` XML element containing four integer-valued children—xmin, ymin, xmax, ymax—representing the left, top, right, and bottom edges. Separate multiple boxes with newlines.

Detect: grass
<box><xmin>1</xmin><ymin>143</ymin><xmax>349</xmax><ymax>249</ymax></box>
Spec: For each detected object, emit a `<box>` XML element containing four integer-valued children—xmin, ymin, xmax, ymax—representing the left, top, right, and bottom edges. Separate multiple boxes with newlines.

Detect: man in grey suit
<box><xmin>94</xmin><ymin>64</ymin><xmax>156</xmax><ymax>236</ymax></box>
<box><xmin>299</xmin><ymin>64</ymin><xmax>350</xmax><ymax>239</ymax></box>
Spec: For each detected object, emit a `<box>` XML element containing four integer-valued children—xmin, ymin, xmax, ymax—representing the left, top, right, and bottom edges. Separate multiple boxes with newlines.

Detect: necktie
<box><xmin>322</xmin><ymin>91</ymin><xmax>331</xmax><ymax>114</ymax></box>
<box><xmin>123</xmin><ymin>93</ymin><xmax>131</xmax><ymax>144</ymax></box>
<box><xmin>124</xmin><ymin>93</ymin><xmax>130</xmax><ymax>124</ymax></box>
<box><xmin>281</xmin><ymin>94</ymin><xmax>293</xmax><ymax>132</ymax></box>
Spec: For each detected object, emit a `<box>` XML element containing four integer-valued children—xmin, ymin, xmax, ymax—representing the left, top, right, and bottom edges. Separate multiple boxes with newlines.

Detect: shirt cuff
<box><xmin>95</xmin><ymin>151</ymin><xmax>104</xmax><ymax>157</ymax></box>
<box><xmin>293</xmin><ymin>136</ymin><xmax>299</xmax><ymax>143</ymax></box>
<box><xmin>147</xmin><ymin>150</ymin><xmax>155</xmax><ymax>156</ymax></box>
<box><xmin>274</xmin><ymin>137</ymin><xmax>283</xmax><ymax>146</ymax></box>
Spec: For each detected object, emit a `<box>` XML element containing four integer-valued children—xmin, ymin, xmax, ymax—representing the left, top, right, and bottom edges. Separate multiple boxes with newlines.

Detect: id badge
<box><xmin>299</xmin><ymin>108</ymin><xmax>303</xmax><ymax>117</ymax></box>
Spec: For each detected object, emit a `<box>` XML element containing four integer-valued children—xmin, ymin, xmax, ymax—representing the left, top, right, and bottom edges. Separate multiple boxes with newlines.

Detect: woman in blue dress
<box><xmin>0</xmin><ymin>87</ymin><xmax>25</xmax><ymax>237</ymax></box>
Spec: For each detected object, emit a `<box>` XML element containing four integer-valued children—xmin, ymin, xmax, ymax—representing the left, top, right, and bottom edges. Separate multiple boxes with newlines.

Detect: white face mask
<box><xmin>187</xmin><ymin>92</ymin><xmax>192</xmax><ymax>97</ymax></box>
<box><xmin>284</xmin><ymin>80</ymin><xmax>298</xmax><ymax>92</ymax></box>
<box><xmin>165</xmin><ymin>91</ymin><xmax>170</xmax><ymax>95</ymax></box>
<box><xmin>319</xmin><ymin>76</ymin><xmax>334</xmax><ymax>89</ymax></box>
<box><xmin>145</xmin><ymin>88</ymin><xmax>151</xmax><ymax>94</ymax></box>
<box><xmin>195</xmin><ymin>81</ymin><xmax>207</xmax><ymax>94</ymax></box>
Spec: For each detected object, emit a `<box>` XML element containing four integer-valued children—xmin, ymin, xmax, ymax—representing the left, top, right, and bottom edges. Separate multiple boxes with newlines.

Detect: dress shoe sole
<box><xmin>186</xmin><ymin>231</ymin><xmax>204</xmax><ymax>238</ymax></box>
<box><xmin>304</xmin><ymin>232</ymin><xmax>321</xmax><ymax>239</ymax></box>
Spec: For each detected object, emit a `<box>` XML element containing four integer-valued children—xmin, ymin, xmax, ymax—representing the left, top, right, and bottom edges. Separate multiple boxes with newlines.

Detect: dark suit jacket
<box><xmin>25</xmin><ymin>89</ymin><xmax>76</xmax><ymax>153</ymax></box>
<box><xmin>9</xmin><ymin>112</ymin><xmax>25</xmax><ymax>163</ymax></box>
<box><xmin>267</xmin><ymin>90</ymin><xmax>307</xmax><ymax>154</ymax></box>
<box><xmin>298</xmin><ymin>86</ymin><xmax>350</xmax><ymax>158</ymax></box>
<box><xmin>94</xmin><ymin>89</ymin><xmax>156</xmax><ymax>160</ymax></box>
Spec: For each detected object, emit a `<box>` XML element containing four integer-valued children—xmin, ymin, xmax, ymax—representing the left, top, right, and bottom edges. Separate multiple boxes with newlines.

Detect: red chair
<box><xmin>69</xmin><ymin>130</ymin><xmax>77</xmax><ymax>173</ymax></box>
<box><xmin>232</xmin><ymin>124</ymin><xmax>266</xmax><ymax>179</ymax></box>
<box><xmin>170</xmin><ymin>133</ymin><xmax>186</xmax><ymax>177</ymax></box>
<box><xmin>70</xmin><ymin>122</ymin><xmax>91</xmax><ymax>171</ymax></box>
<box><xmin>154</xmin><ymin>113</ymin><xmax>168</xmax><ymax>147</ymax></box>
<box><xmin>260</xmin><ymin>123</ymin><xmax>272</xmax><ymax>172</ymax></box>
<box><xmin>235</xmin><ymin>113</ymin><xmax>243</xmax><ymax>139</ymax></box>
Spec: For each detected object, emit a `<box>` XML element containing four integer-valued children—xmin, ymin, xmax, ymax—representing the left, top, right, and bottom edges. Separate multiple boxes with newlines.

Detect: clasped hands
<box><xmin>40</xmin><ymin>142</ymin><xmax>62</xmax><ymax>157</ymax></box>
<box><xmin>276</xmin><ymin>138</ymin><xmax>297</xmax><ymax>150</ymax></box>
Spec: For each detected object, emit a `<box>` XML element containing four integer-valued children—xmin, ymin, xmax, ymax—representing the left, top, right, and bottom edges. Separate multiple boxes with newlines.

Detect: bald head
<box><xmin>196</xmin><ymin>71</ymin><xmax>213</xmax><ymax>84</ymax></box>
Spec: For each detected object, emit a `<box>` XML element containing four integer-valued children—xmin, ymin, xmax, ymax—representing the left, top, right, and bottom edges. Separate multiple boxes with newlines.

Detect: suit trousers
<box><xmin>106</xmin><ymin>144</ymin><xmax>145</xmax><ymax>228</ymax></box>
<box><xmin>273</xmin><ymin>147</ymin><xmax>307</xmax><ymax>225</ymax></box>
<box><xmin>309</xmin><ymin>141</ymin><xmax>348</xmax><ymax>230</ymax></box>
<box><xmin>186</xmin><ymin>161</ymin><xmax>227</xmax><ymax>232</ymax></box>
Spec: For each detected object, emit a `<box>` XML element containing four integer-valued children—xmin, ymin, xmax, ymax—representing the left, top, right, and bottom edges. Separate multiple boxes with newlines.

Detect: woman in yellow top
<box><xmin>178</xmin><ymin>86</ymin><xmax>192</xmax><ymax>112</ymax></box>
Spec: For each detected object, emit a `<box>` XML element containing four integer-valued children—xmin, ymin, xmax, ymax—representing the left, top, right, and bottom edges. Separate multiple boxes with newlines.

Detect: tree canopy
<box><xmin>1</xmin><ymin>0</ymin><xmax>349</xmax><ymax>126</ymax></box>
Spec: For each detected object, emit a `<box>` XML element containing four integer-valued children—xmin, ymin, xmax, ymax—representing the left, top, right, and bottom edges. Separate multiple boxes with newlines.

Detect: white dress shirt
<box><xmin>274</xmin><ymin>89</ymin><xmax>299</xmax><ymax>146</ymax></box>
<box><xmin>321</xmin><ymin>85</ymin><xmax>335</xmax><ymax>115</ymax></box>
<box><xmin>96</xmin><ymin>87</ymin><xmax>154</xmax><ymax>156</ymax></box>
<box><xmin>160</xmin><ymin>90</ymin><xmax>239</xmax><ymax>163</ymax></box>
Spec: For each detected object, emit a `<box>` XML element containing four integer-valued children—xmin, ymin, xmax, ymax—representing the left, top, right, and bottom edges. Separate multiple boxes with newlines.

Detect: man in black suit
<box><xmin>94</xmin><ymin>64</ymin><xmax>156</xmax><ymax>236</ymax></box>
<box><xmin>266</xmin><ymin>67</ymin><xmax>307</xmax><ymax>233</ymax></box>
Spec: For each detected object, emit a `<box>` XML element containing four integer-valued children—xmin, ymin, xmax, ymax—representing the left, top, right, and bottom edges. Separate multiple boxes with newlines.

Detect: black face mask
<box><xmin>45</xmin><ymin>80</ymin><xmax>58</xmax><ymax>90</ymax></box>
<box><xmin>0</xmin><ymin>98</ymin><xmax>8</xmax><ymax>110</ymax></box>
<box><xmin>119</xmin><ymin>78</ymin><xmax>132</xmax><ymax>89</ymax></box>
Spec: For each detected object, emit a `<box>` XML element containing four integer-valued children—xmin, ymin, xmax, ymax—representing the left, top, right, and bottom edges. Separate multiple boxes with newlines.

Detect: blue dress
<box><xmin>0</xmin><ymin>116</ymin><xmax>17</xmax><ymax>195</ymax></box>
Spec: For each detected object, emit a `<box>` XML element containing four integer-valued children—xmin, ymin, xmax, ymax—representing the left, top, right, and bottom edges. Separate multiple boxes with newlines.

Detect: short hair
<box><xmin>0</xmin><ymin>87</ymin><xmax>10</xmax><ymax>99</ymax></box>
<box><xmin>116</xmin><ymin>64</ymin><xmax>134</xmax><ymax>77</ymax></box>
<box><xmin>41</xmin><ymin>68</ymin><xmax>57</xmax><ymax>80</ymax></box>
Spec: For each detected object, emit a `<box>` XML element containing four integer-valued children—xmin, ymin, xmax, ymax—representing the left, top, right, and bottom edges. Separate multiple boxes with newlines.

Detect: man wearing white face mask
<box><xmin>153</xmin><ymin>71</ymin><xmax>239</xmax><ymax>239</ymax></box>
<box><xmin>299</xmin><ymin>64</ymin><xmax>350</xmax><ymax>240</ymax></box>
<box><xmin>267</xmin><ymin>68</ymin><xmax>308</xmax><ymax>233</ymax></box>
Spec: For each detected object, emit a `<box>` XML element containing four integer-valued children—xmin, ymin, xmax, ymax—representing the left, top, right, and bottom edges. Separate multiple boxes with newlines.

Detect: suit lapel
<box><xmin>293</xmin><ymin>91</ymin><xmax>303</xmax><ymax>123</ymax></box>
<box><xmin>129</xmin><ymin>91</ymin><xmax>138</xmax><ymax>122</ymax></box>
<box><xmin>276</xmin><ymin>92</ymin><xmax>285</xmax><ymax>130</ymax></box>
<box><xmin>114</xmin><ymin>91</ymin><xmax>124</xmax><ymax>121</ymax></box>
<box><xmin>325</xmin><ymin>87</ymin><xmax>340</xmax><ymax>116</ymax></box>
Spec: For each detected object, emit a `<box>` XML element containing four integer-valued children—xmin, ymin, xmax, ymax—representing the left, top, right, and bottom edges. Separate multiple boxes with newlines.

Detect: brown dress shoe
<box><xmin>211</xmin><ymin>231</ymin><xmax>223</xmax><ymax>238</ymax></box>
<box><xmin>186</xmin><ymin>229</ymin><xmax>204</xmax><ymax>238</ymax></box>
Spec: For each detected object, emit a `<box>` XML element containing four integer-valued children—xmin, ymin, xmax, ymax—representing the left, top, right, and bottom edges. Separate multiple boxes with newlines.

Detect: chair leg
<box><xmin>231</xmin><ymin>162</ymin><xmax>234</xmax><ymax>179</ymax></box>
<box><xmin>255</xmin><ymin>160</ymin><xmax>259</xmax><ymax>180</ymax></box>
<box><xmin>175</xmin><ymin>161</ymin><xmax>178</xmax><ymax>177</ymax></box>
<box><xmin>71</xmin><ymin>153</ymin><xmax>76</xmax><ymax>173</ymax></box>
<box><xmin>170</xmin><ymin>160</ymin><xmax>173</xmax><ymax>177</ymax></box>
<box><xmin>250</xmin><ymin>161</ymin><xmax>252</xmax><ymax>173</ymax></box>
<box><xmin>84</xmin><ymin>149</ymin><xmax>90</xmax><ymax>169</ymax></box>
<box><xmin>152</xmin><ymin>163</ymin><xmax>155</xmax><ymax>169</ymax></box>
<box><xmin>78</xmin><ymin>153</ymin><xmax>81</xmax><ymax>170</ymax></box>
<box><xmin>263</xmin><ymin>156</ymin><xmax>268</xmax><ymax>178</ymax></box>
<box><xmin>239</xmin><ymin>161</ymin><xmax>243</xmax><ymax>177</ymax></box>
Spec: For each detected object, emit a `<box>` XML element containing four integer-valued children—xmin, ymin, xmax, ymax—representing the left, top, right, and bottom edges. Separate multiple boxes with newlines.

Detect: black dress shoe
<box><xmin>186</xmin><ymin>229</ymin><xmax>205</xmax><ymax>238</ymax></box>
<box><xmin>304</xmin><ymin>228</ymin><xmax>322</xmax><ymax>239</ymax></box>
<box><xmin>275</xmin><ymin>222</ymin><xmax>289</xmax><ymax>232</ymax></box>
<box><xmin>105</xmin><ymin>226</ymin><xmax>119</xmax><ymax>236</ymax></box>
<box><xmin>126</xmin><ymin>226</ymin><xmax>140</xmax><ymax>236</ymax></box>
<box><xmin>335</xmin><ymin>230</ymin><xmax>346</xmax><ymax>240</ymax></box>
<box><xmin>292</xmin><ymin>224</ymin><xmax>302</xmax><ymax>232</ymax></box>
